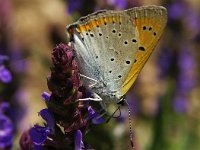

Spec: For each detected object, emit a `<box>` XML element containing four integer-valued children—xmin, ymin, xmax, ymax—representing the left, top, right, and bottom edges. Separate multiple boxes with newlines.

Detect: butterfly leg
<box><xmin>79</xmin><ymin>74</ymin><xmax>99</xmax><ymax>88</ymax></box>
<box><xmin>96</xmin><ymin>101</ymin><xmax>107</xmax><ymax>118</ymax></box>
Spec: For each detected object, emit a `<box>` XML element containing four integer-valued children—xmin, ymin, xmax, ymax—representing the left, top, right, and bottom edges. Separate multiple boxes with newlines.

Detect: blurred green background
<box><xmin>1</xmin><ymin>0</ymin><xmax>200</xmax><ymax>149</ymax></box>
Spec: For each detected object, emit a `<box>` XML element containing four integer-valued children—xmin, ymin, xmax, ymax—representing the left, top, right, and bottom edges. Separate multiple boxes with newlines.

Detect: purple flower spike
<box><xmin>0</xmin><ymin>114</ymin><xmax>13</xmax><ymax>148</ymax></box>
<box><xmin>39</xmin><ymin>109</ymin><xmax>55</xmax><ymax>132</ymax></box>
<box><xmin>0</xmin><ymin>65</ymin><xmax>12</xmax><ymax>83</ymax></box>
<box><xmin>75</xmin><ymin>130</ymin><xmax>84</xmax><ymax>150</ymax></box>
<box><xmin>41</xmin><ymin>92</ymin><xmax>50</xmax><ymax>101</ymax></box>
<box><xmin>29</xmin><ymin>125</ymin><xmax>50</xmax><ymax>145</ymax></box>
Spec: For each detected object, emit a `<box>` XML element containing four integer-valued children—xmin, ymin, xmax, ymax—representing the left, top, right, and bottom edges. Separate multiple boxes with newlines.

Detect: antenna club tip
<box><xmin>130</xmin><ymin>139</ymin><xmax>134</xmax><ymax>148</ymax></box>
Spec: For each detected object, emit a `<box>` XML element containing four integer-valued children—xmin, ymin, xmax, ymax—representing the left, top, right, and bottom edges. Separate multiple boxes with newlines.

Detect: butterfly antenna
<box><xmin>125</xmin><ymin>100</ymin><xmax>134</xmax><ymax>148</ymax></box>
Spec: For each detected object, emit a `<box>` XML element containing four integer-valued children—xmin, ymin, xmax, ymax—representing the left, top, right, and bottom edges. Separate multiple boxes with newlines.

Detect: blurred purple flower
<box><xmin>66</xmin><ymin>0</ymin><xmax>95</xmax><ymax>15</ymax></box>
<box><xmin>0</xmin><ymin>65</ymin><xmax>12</xmax><ymax>83</ymax></box>
<box><xmin>178</xmin><ymin>48</ymin><xmax>195</xmax><ymax>71</ymax></box>
<box><xmin>0</xmin><ymin>102</ymin><xmax>9</xmax><ymax>113</ymax></box>
<box><xmin>185</xmin><ymin>9</ymin><xmax>200</xmax><ymax>33</ymax></box>
<box><xmin>67</xmin><ymin>0</ymin><xmax>82</xmax><ymax>14</ymax></box>
<box><xmin>41</xmin><ymin>92</ymin><xmax>50</xmax><ymax>101</ymax></box>
<box><xmin>177</xmin><ymin>47</ymin><xmax>196</xmax><ymax>91</ymax></box>
<box><xmin>173</xmin><ymin>94</ymin><xmax>188</xmax><ymax>113</ymax></box>
<box><xmin>0</xmin><ymin>113</ymin><xmax>13</xmax><ymax>148</ymax></box>
<box><xmin>157</xmin><ymin>47</ymin><xmax>175</xmax><ymax>78</ymax></box>
<box><xmin>10</xmin><ymin>50</ymin><xmax>27</xmax><ymax>73</ymax></box>
<box><xmin>34</xmin><ymin>145</ymin><xmax>43</xmax><ymax>150</ymax></box>
<box><xmin>0</xmin><ymin>55</ymin><xmax>9</xmax><ymax>64</ymax></box>
<box><xmin>126</xmin><ymin>93</ymin><xmax>140</xmax><ymax>115</ymax></box>
<box><xmin>75</xmin><ymin>130</ymin><xmax>84</xmax><ymax>150</ymax></box>
<box><xmin>168</xmin><ymin>2</ymin><xmax>185</xmax><ymax>20</ymax></box>
<box><xmin>177</xmin><ymin>73</ymin><xmax>195</xmax><ymax>91</ymax></box>
<box><xmin>107</xmin><ymin>0</ymin><xmax>127</xmax><ymax>9</ymax></box>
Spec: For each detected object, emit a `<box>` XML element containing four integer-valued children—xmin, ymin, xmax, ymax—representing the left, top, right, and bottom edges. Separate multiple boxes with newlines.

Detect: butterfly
<box><xmin>66</xmin><ymin>5</ymin><xmax>167</xmax><ymax>110</ymax></box>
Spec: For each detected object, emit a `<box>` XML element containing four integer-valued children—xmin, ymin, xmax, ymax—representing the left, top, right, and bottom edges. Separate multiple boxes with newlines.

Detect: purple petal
<box><xmin>88</xmin><ymin>106</ymin><xmax>95</xmax><ymax>115</ymax></box>
<box><xmin>41</xmin><ymin>92</ymin><xmax>50</xmax><ymax>101</ymax></box>
<box><xmin>0</xmin><ymin>65</ymin><xmax>12</xmax><ymax>83</ymax></box>
<box><xmin>75</xmin><ymin>130</ymin><xmax>83</xmax><ymax>150</ymax></box>
<box><xmin>29</xmin><ymin>125</ymin><xmax>49</xmax><ymax>145</ymax></box>
<box><xmin>87</xmin><ymin>106</ymin><xmax>105</xmax><ymax>124</ymax></box>
<box><xmin>38</xmin><ymin>109</ymin><xmax>55</xmax><ymax>132</ymax></box>
<box><xmin>0</xmin><ymin>114</ymin><xmax>13</xmax><ymax>148</ymax></box>
<box><xmin>86</xmin><ymin>106</ymin><xmax>97</xmax><ymax>120</ymax></box>
<box><xmin>92</xmin><ymin>117</ymin><xmax>105</xmax><ymax>124</ymax></box>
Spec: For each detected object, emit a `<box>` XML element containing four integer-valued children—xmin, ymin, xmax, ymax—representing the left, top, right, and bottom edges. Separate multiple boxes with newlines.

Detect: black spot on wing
<box><xmin>139</xmin><ymin>46</ymin><xmax>145</xmax><ymax>51</ymax></box>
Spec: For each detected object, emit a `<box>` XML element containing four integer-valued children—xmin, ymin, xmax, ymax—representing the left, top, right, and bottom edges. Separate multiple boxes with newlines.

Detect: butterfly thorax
<box><xmin>90</xmin><ymin>80</ymin><xmax>123</xmax><ymax>103</ymax></box>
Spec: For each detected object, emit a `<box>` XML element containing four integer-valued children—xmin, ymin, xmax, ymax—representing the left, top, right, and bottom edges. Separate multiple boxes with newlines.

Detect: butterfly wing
<box><xmin>120</xmin><ymin>6</ymin><xmax>167</xmax><ymax>95</ymax></box>
<box><xmin>67</xmin><ymin>6</ymin><xmax>167</xmax><ymax>102</ymax></box>
<box><xmin>67</xmin><ymin>9</ymin><xmax>139</xmax><ymax>96</ymax></box>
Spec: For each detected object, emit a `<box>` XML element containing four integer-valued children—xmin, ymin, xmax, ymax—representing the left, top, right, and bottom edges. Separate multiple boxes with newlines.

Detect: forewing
<box><xmin>67</xmin><ymin>10</ymin><xmax>139</xmax><ymax>92</ymax></box>
<box><xmin>120</xmin><ymin>6</ymin><xmax>167</xmax><ymax>95</ymax></box>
